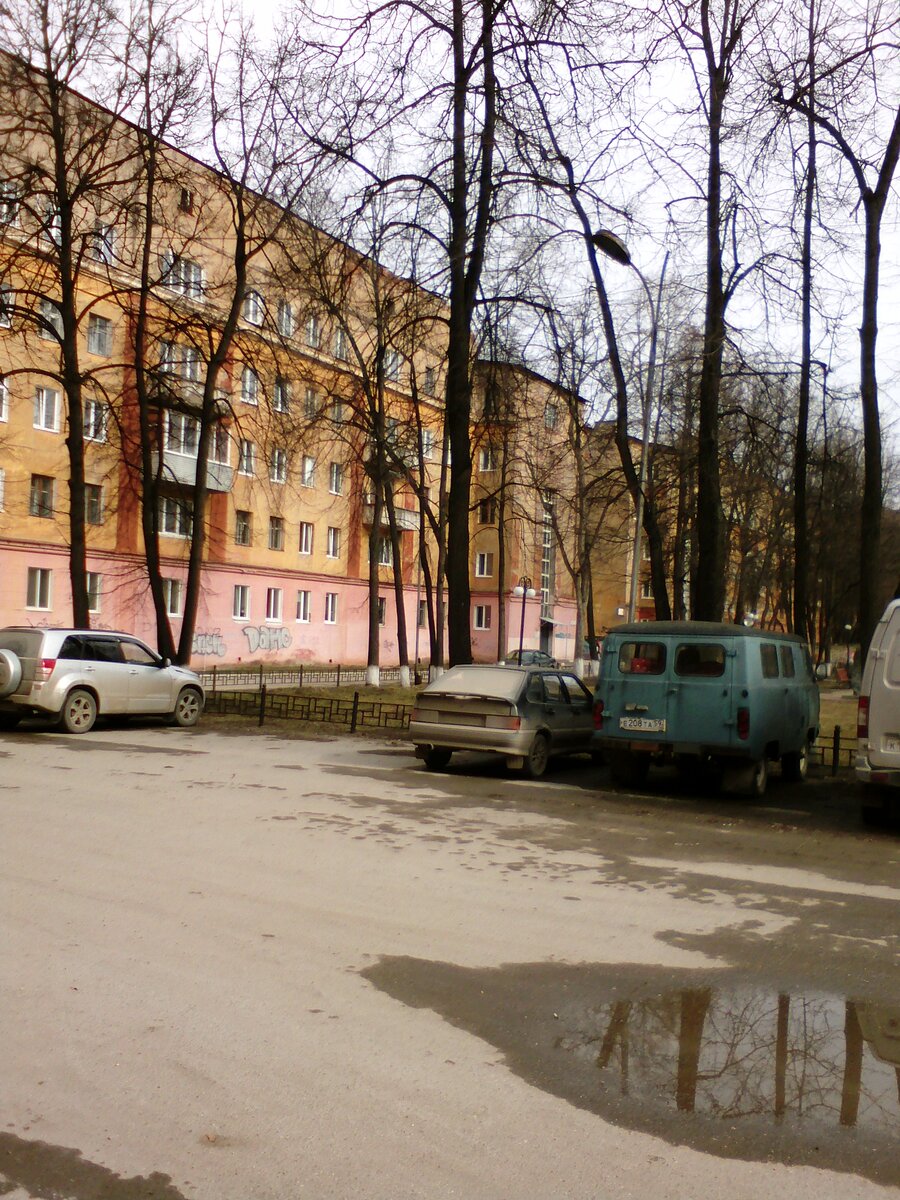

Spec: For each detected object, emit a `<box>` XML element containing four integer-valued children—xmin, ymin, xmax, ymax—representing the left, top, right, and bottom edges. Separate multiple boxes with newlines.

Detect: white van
<box><xmin>855</xmin><ymin>599</ymin><xmax>900</xmax><ymax>823</ymax></box>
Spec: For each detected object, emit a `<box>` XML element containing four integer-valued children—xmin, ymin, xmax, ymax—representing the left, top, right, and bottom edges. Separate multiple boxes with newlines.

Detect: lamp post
<box><xmin>591</xmin><ymin>231</ymin><xmax>668</xmax><ymax>624</ymax></box>
<box><xmin>512</xmin><ymin>576</ymin><xmax>535</xmax><ymax>660</ymax></box>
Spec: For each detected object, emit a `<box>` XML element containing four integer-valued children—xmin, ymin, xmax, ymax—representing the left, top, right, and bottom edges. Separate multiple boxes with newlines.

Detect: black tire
<box><xmin>60</xmin><ymin>688</ymin><xmax>97</xmax><ymax>734</ymax></box>
<box><xmin>723</xmin><ymin>757</ymin><xmax>769</xmax><ymax>798</ymax></box>
<box><xmin>608</xmin><ymin>751</ymin><xmax>650</xmax><ymax>788</ymax></box>
<box><xmin>0</xmin><ymin>712</ymin><xmax>23</xmax><ymax>731</ymax></box>
<box><xmin>781</xmin><ymin>743</ymin><xmax>809</xmax><ymax>783</ymax></box>
<box><xmin>168</xmin><ymin>687</ymin><xmax>203</xmax><ymax>728</ymax></box>
<box><xmin>423</xmin><ymin>748</ymin><xmax>452</xmax><ymax>770</ymax></box>
<box><xmin>522</xmin><ymin>732</ymin><xmax>551</xmax><ymax>779</ymax></box>
<box><xmin>590</xmin><ymin>749</ymin><xmax>605</xmax><ymax>766</ymax></box>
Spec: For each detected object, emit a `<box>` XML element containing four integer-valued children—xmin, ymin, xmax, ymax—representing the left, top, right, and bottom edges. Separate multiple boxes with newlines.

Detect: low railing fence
<box><xmin>197</xmin><ymin>664</ymin><xmax>427</xmax><ymax>692</ymax></box>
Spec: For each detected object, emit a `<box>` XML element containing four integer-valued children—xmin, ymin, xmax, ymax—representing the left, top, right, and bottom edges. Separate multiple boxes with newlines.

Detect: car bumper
<box><xmin>854</xmin><ymin>754</ymin><xmax>900</xmax><ymax>789</ymax></box>
<box><xmin>409</xmin><ymin>721</ymin><xmax>535</xmax><ymax>759</ymax></box>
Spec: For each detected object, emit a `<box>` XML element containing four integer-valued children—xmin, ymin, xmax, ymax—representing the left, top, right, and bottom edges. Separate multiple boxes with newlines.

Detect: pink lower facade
<box><xmin>1</xmin><ymin>539</ymin><xmax>578</xmax><ymax>668</ymax></box>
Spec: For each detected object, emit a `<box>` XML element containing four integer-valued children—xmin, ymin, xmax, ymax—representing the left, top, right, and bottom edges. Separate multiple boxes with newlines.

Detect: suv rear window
<box><xmin>618</xmin><ymin>642</ymin><xmax>666</xmax><ymax>675</ymax></box>
<box><xmin>675</xmin><ymin>643</ymin><xmax>725</xmax><ymax>677</ymax></box>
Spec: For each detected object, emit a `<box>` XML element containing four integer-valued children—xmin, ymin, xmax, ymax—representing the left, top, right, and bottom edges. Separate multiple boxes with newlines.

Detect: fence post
<box><xmin>336</xmin><ymin>663</ymin><xmax>341</xmax><ymax>687</ymax></box>
<box><xmin>299</xmin><ymin>664</ymin><xmax>304</xmax><ymax>689</ymax></box>
<box><xmin>212</xmin><ymin>664</ymin><xmax>217</xmax><ymax>696</ymax></box>
<box><xmin>832</xmin><ymin>725</ymin><xmax>840</xmax><ymax>776</ymax></box>
<box><xmin>258</xmin><ymin>661</ymin><xmax>264</xmax><ymax>690</ymax></box>
<box><xmin>259</xmin><ymin>683</ymin><xmax>267</xmax><ymax>727</ymax></box>
<box><xmin>350</xmin><ymin>690</ymin><xmax>359</xmax><ymax>733</ymax></box>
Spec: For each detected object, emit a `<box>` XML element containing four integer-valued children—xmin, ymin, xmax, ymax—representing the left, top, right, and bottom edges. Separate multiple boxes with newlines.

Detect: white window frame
<box><xmin>421</xmin><ymin>428</ymin><xmax>434</xmax><ymax>459</ymax></box>
<box><xmin>304</xmin><ymin>312</ymin><xmax>321</xmax><ymax>348</ymax></box>
<box><xmin>165</xmin><ymin>411</ymin><xmax>199</xmax><ymax>457</ymax></box>
<box><xmin>324</xmin><ymin>592</ymin><xmax>338</xmax><ymax>624</ymax></box>
<box><xmin>233</xmin><ymin>584</ymin><xmax>250</xmax><ymax>620</ymax></box>
<box><xmin>85</xmin><ymin>483</ymin><xmax>103</xmax><ymax>525</ymax></box>
<box><xmin>301</xmin><ymin>455</ymin><xmax>316</xmax><ymax>488</ymax></box>
<box><xmin>270</xmin><ymin>447</ymin><xmax>287</xmax><ymax>484</ymax></box>
<box><xmin>29</xmin><ymin>474</ymin><xmax>54</xmax><ymax>518</ymax></box>
<box><xmin>0</xmin><ymin>285</ymin><xmax>13</xmax><ymax>328</ymax></box>
<box><xmin>303</xmin><ymin>387</ymin><xmax>317</xmax><ymax>418</ymax></box>
<box><xmin>295</xmin><ymin>589</ymin><xmax>311</xmax><ymax>623</ymax></box>
<box><xmin>268</xmin><ymin>515</ymin><xmax>285</xmax><ymax>551</ymax></box>
<box><xmin>162</xmin><ymin>251</ymin><xmax>203</xmax><ymax>298</ymax></box>
<box><xmin>326</xmin><ymin>526</ymin><xmax>340</xmax><ymax>559</ymax></box>
<box><xmin>86</xmin><ymin>312</ymin><xmax>112</xmax><ymax>356</ymax></box>
<box><xmin>243</xmin><ymin>289</ymin><xmax>264</xmax><ymax>326</ymax></box>
<box><xmin>376</xmin><ymin>596</ymin><xmax>386</xmax><ymax>626</ymax></box>
<box><xmin>0</xmin><ymin>181</ymin><xmax>19</xmax><ymax>226</ymax></box>
<box><xmin>159</xmin><ymin>495</ymin><xmax>193</xmax><ymax>538</ymax></box>
<box><xmin>0</xmin><ymin>466</ymin><xmax>5</xmax><ymax>510</ymax></box>
<box><xmin>43</xmin><ymin>204</ymin><xmax>61</xmax><ymax>247</ymax></box>
<box><xmin>333</xmin><ymin>327</ymin><xmax>349</xmax><ymax>360</ymax></box>
<box><xmin>544</xmin><ymin>403</ymin><xmax>559</xmax><ymax>431</ymax></box>
<box><xmin>473</xmin><ymin>604</ymin><xmax>492</xmax><ymax>631</ymax></box>
<box><xmin>0</xmin><ymin>375</ymin><xmax>8</xmax><ymax>421</ymax></box>
<box><xmin>328</xmin><ymin>462</ymin><xmax>343</xmax><ymax>495</ymax></box>
<box><xmin>90</xmin><ymin>222</ymin><xmax>116</xmax><ymax>265</ymax></box>
<box><xmin>299</xmin><ymin>521</ymin><xmax>314</xmax><ymax>555</ymax></box>
<box><xmin>478</xmin><ymin>446</ymin><xmax>496</xmax><ymax>472</ymax></box>
<box><xmin>273</xmin><ymin>376</ymin><xmax>290</xmax><ymax>413</ymax></box>
<box><xmin>234</xmin><ymin>509</ymin><xmax>251</xmax><ymax>546</ymax></box>
<box><xmin>277</xmin><ymin>300</ymin><xmax>294</xmax><ymax>337</ymax></box>
<box><xmin>423</xmin><ymin>366</ymin><xmax>436</xmax><ymax>396</ymax></box>
<box><xmin>34</xmin><ymin>387</ymin><xmax>59</xmax><ymax>431</ymax></box>
<box><xmin>210</xmin><ymin>423</ymin><xmax>230</xmax><ymax>466</ymax></box>
<box><xmin>83</xmin><ymin>398</ymin><xmax>108</xmax><ymax>443</ymax></box>
<box><xmin>26</xmin><ymin>566</ymin><xmax>52</xmax><ymax>610</ymax></box>
<box><xmin>39</xmin><ymin>298</ymin><xmax>63</xmax><ymax>341</ymax></box>
<box><xmin>241</xmin><ymin>366</ymin><xmax>260</xmax><ymax>405</ymax></box>
<box><xmin>265</xmin><ymin>587</ymin><xmax>283</xmax><ymax>623</ymax></box>
<box><xmin>162</xmin><ymin>577</ymin><xmax>182</xmax><ymax>617</ymax></box>
<box><xmin>475</xmin><ymin>551</ymin><xmax>494</xmax><ymax>578</ymax></box>
<box><xmin>238</xmin><ymin>439</ymin><xmax>255</xmax><ymax>476</ymax></box>
<box><xmin>384</xmin><ymin>348</ymin><xmax>401</xmax><ymax>382</ymax></box>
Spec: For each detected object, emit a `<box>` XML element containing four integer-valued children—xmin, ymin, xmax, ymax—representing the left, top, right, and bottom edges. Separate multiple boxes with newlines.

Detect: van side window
<box><xmin>780</xmin><ymin>646</ymin><xmax>796</xmax><ymax>678</ymax></box>
<box><xmin>760</xmin><ymin>644</ymin><xmax>779</xmax><ymax>679</ymax></box>
<box><xmin>618</xmin><ymin>642</ymin><xmax>666</xmax><ymax>675</ymax></box>
<box><xmin>675</xmin><ymin>643</ymin><xmax>725</xmax><ymax>677</ymax></box>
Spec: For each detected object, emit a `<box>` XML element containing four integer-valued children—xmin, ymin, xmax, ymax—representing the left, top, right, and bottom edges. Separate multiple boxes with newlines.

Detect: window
<box><xmin>618</xmin><ymin>641</ymin><xmax>666</xmax><ymax>675</ymax></box>
<box><xmin>34</xmin><ymin>387</ymin><xmax>59</xmax><ymax>431</ymax></box>
<box><xmin>301</xmin><ymin>455</ymin><xmax>316</xmax><ymax>488</ymax></box>
<box><xmin>210</xmin><ymin>423</ymin><xmax>229</xmax><ymax>465</ymax></box>
<box><xmin>377</xmin><ymin>596</ymin><xmax>386</xmax><ymax>625</ymax></box>
<box><xmin>159</xmin><ymin>340</ymin><xmax>177</xmax><ymax>374</ymax></box>
<box><xmin>417</xmin><ymin>599</ymin><xmax>427</xmax><ymax>628</ymax></box>
<box><xmin>270</xmin><ymin>448</ymin><xmax>287</xmax><ymax>484</ymax></box>
<box><xmin>420</xmin><ymin>429</ymin><xmax>434</xmax><ymax>459</ymax></box>
<box><xmin>266</xmin><ymin>587</ymin><xmax>283</xmax><ymax>622</ymax></box>
<box><xmin>243</xmin><ymin>289</ymin><xmax>264</xmax><ymax>325</ymax></box>
<box><xmin>384</xmin><ymin>348</ymin><xmax>401</xmax><ymax>381</ymax></box>
<box><xmin>181</xmin><ymin>344</ymin><xmax>201</xmax><ymax>382</ymax></box>
<box><xmin>0</xmin><ymin>285</ymin><xmax>13</xmax><ymax>328</ymax></box>
<box><xmin>277</xmin><ymin>300</ymin><xmax>293</xmax><ymax>337</ymax></box>
<box><xmin>26</xmin><ymin>566</ymin><xmax>51</xmax><ymax>609</ymax></box>
<box><xmin>544</xmin><ymin>403</ymin><xmax>558</xmax><ymax>431</ymax></box>
<box><xmin>473</xmin><ymin>604</ymin><xmax>491</xmax><ymax>630</ymax></box>
<box><xmin>760</xmin><ymin>644</ymin><xmax>780</xmax><ymax>679</ymax></box>
<box><xmin>238</xmin><ymin>440</ymin><xmax>255</xmax><ymax>476</ymax></box>
<box><xmin>303</xmin><ymin>387</ymin><xmax>317</xmax><ymax>418</ymax></box>
<box><xmin>0</xmin><ymin>375</ymin><xmax>7</xmax><ymax>421</ymax></box>
<box><xmin>39</xmin><ymin>298</ymin><xmax>62</xmax><ymax>340</ymax></box>
<box><xmin>329</xmin><ymin>462</ymin><xmax>343</xmax><ymax>495</ymax></box>
<box><xmin>241</xmin><ymin>366</ymin><xmax>260</xmax><ymax>405</ymax></box>
<box><xmin>233</xmin><ymin>584</ymin><xmax>250</xmax><ymax>620</ymax></box>
<box><xmin>273</xmin><ymin>376</ymin><xmax>290</xmax><ymax>413</ymax></box>
<box><xmin>29</xmin><ymin>474</ymin><xmax>53</xmax><ymax>518</ymax></box>
<box><xmin>333</xmin><ymin>327</ymin><xmax>349</xmax><ymax>360</ymax></box>
<box><xmin>478</xmin><ymin>446</ymin><xmax>496</xmax><ymax>472</ymax></box>
<box><xmin>475</xmin><ymin>551</ymin><xmax>494</xmax><ymax>577</ymax></box>
<box><xmin>326</xmin><ymin>526</ymin><xmax>340</xmax><ymax>558</ymax></box>
<box><xmin>330</xmin><ymin>399</ymin><xmax>344</xmax><ymax>424</ymax></box>
<box><xmin>268</xmin><ymin>515</ymin><xmax>285</xmax><ymax>551</ymax></box>
<box><xmin>159</xmin><ymin>495</ymin><xmax>193</xmax><ymax>537</ymax></box>
<box><xmin>178</xmin><ymin>188</ymin><xmax>194</xmax><ymax>214</ymax></box>
<box><xmin>166</xmin><ymin>412</ymin><xmax>199</xmax><ymax>456</ymax></box>
<box><xmin>162</xmin><ymin>251</ymin><xmax>203</xmax><ymax>298</ymax></box>
<box><xmin>0</xmin><ymin>466</ymin><xmax>5</xmax><ymax>510</ymax></box>
<box><xmin>780</xmin><ymin>645</ymin><xmax>796</xmax><ymax>678</ymax></box>
<box><xmin>478</xmin><ymin>498</ymin><xmax>496</xmax><ymax>524</ymax></box>
<box><xmin>299</xmin><ymin>521</ymin><xmax>314</xmax><ymax>555</ymax></box>
<box><xmin>304</xmin><ymin>313</ymin><xmax>321</xmax><ymax>348</ymax></box>
<box><xmin>675</xmin><ymin>643</ymin><xmax>725</xmax><ymax>678</ymax></box>
<box><xmin>296</xmin><ymin>589</ymin><xmax>311</xmax><ymax>622</ymax></box>
<box><xmin>234</xmin><ymin>510</ymin><xmax>251</xmax><ymax>545</ymax></box>
<box><xmin>423</xmin><ymin>366</ymin><xmax>436</xmax><ymax>396</ymax></box>
<box><xmin>83</xmin><ymin>398</ymin><xmax>107</xmax><ymax>443</ymax></box>
<box><xmin>85</xmin><ymin>483</ymin><xmax>103</xmax><ymax>525</ymax></box>
<box><xmin>0</xmin><ymin>181</ymin><xmax>19</xmax><ymax>225</ymax></box>
<box><xmin>90</xmin><ymin>222</ymin><xmax>116</xmax><ymax>264</ymax></box>
<box><xmin>376</xmin><ymin>538</ymin><xmax>392</xmax><ymax>567</ymax></box>
<box><xmin>43</xmin><ymin>204</ymin><xmax>61</xmax><ymax>247</ymax></box>
<box><xmin>640</xmin><ymin>578</ymin><xmax>653</xmax><ymax>599</ymax></box>
<box><xmin>86</xmin><ymin>313</ymin><xmax>112</xmax><ymax>356</ymax></box>
<box><xmin>162</xmin><ymin>578</ymin><xmax>182</xmax><ymax>617</ymax></box>
<box><xmin>324</xmin><ymin>592</ymin><xmax>338</xmax><ymax>623</ymax></box>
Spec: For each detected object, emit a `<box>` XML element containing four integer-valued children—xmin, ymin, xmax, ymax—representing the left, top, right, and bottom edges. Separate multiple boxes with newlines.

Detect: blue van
<box><xmin>592</xmin><ymin>621</ymin><xmax>820</xmax><ymax>795</ymax></box>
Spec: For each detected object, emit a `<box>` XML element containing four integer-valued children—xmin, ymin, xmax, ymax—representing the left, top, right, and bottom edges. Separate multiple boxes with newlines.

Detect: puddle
<box><xmin>362</xmin><ymin>958</ymin><xmax>900</xmax><ymax>1185</ymax></box>
<box><xmin>0</xmin><ymin>1131</ymin><xmax>187</xmax><ymax>1199</ymax></box>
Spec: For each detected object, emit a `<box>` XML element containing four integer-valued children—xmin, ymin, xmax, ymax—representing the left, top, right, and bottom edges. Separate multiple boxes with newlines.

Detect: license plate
<box><xmin>883</xmin><ymin>735</ymin><xmax>900</xmax><ymax>753</ymax></box>
<box><xmin>620</xmin><ymin>716</ymin><xmax>666</xmax><ymax>733</ymax></box>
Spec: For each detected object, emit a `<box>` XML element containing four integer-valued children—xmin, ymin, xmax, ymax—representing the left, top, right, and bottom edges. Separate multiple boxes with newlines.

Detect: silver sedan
<box><xmin>408</xmin><ymin>664</ymin><xmax>596</xmax><ymax>778</ymax></box>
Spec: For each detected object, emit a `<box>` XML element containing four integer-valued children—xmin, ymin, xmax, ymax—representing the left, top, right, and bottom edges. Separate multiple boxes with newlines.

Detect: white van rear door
<box><xmin>867</xmin><ymin>611</ymin><xmax>900</xmax><ymax>766</ymax></box>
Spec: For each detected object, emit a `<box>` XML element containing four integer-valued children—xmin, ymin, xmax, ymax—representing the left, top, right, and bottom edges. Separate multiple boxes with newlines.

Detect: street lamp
<box><xmin>591</xmin><ymin>230</ymin><xmax>668</xmax><ymax>624</ymax></box>
<box><xmin>512</xmin><ymin>576</ymin><xmax>536</xmax><ymax>660</ymax></box>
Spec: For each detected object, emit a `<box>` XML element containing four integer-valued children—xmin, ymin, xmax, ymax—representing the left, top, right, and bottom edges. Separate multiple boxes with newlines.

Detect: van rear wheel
<box><xmin>608</xmin><ymin>751</ymin><xmax>650</xmax><ymax>788</ymax></box>
<box><xmin>723</xmin><ymin>757</ymin><xmax>768</xmax><ymax>798</ymax></box>
<box><xmin>781</xmin><ymin>744</ymin><xmax>808</xmax><ymax>783</ymax></box>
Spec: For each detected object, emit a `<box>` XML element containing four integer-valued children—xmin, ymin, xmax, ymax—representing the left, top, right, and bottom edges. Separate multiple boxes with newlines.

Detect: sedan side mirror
<box><xmin>160</xmin><ymin>656</ymin><xmax>171</xmax><ymax>669</ymax></box>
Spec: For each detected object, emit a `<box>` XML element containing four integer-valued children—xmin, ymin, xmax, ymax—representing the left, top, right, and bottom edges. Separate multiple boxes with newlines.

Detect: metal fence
<box><xmin>198</xmin><ymin>664</ymin><xmax>425</xmax><ymax>692</ymax></box>
<box><xmin>204</xmin><ymin>687</ymin><xmax>413</xmax><ymax>731</ymax></box>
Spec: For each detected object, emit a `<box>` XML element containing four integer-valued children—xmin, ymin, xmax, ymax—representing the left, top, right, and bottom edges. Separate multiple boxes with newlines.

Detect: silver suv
<box><xmin>0</xmin><ymin>627</ymin><xmax>204</xmax><ymax>733</ymax></box>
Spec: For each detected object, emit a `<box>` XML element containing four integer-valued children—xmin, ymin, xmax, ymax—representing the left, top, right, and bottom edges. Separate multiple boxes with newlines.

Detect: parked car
<box><xmin>0</xmin><ymin>627</ymin><xmax>204</xmax><ymax>734</ymax></box>
<box><xmin>409</xmin><ymin>663</ymin><xmax>596</xmax><ymax>777</ymax></box>
<box><xmin>502</xmin><ymin>649</ymin><xmax>559</xmax><ymax>668</ymax></box>
<box><xmin>855</xmin><ymin>599</ymin><xmax>900</xmax><ymax>824</ymax></box>
<box><xmin>592</xmin><ymin>621</ymin><xmax>820</xmax><ymax>796</ymax></box>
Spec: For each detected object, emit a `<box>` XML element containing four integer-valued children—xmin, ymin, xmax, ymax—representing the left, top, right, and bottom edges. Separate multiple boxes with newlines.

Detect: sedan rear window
<box><xmin>618</xmin><ymin>642</ymin><xmax>666</xmax><ymax>675</ymax></box>
<box><xmin>675</xmin><ymin>643</ymin><xmax>725</xmax><ymax>677</ymax></box>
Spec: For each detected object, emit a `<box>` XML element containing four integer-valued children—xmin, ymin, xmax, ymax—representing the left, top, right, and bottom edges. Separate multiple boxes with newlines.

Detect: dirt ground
<box><xmin>1</xmin><ymin>721</ymin><xmax>897</xmax><ymax>1200</ymax></box>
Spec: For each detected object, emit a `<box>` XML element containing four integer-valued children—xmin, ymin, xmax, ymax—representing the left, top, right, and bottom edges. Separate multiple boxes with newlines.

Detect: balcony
<box><xmin>362</xmin><ymin>499</ymin><xmax>418</xmax><ymax>531</ymax></box>
<box><xmin>151</xmin><ymin>450</ymin><xmax>234</xmax><ymax>493</ymax></box>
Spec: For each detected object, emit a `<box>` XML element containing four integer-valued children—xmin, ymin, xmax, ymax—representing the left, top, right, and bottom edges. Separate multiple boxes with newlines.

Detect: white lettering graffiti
<box><xmin>192</xmin><ymin>630</ymin><xmax>227</xmax><ymax>657</ymax></box>
<box><xmin>242</xmin><ymin>625</ymin><xmax>293</xmax><ymax>653</ymax></box>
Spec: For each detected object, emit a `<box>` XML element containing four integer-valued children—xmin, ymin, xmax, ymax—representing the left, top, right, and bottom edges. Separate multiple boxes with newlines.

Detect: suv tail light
<box><xmin>858</xmin><ymin>695</ymin><xmax>869</xmax><ymax>740</ymax></box>
<box><xmin>36</xmin><ymin>657</ymin><xmax>56</xmax><ymax>681</ymax></box>
<box><xmin>736</xmin><ymin>706</ymin><xmax>750</xmax><ymax>740</ymax></box>
<box><xmin>593</xmin><ymin>699</ymin><xmax>605</xmax><ymax>729</ymax></box>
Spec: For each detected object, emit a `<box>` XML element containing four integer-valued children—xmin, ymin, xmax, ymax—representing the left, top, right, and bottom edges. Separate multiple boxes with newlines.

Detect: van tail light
<box><xmin>485</xmin><ymin>714</ymin><xmax>521</xmax><ymax>730</ymax></box>
<box><xmin>736</xmin><ymin>706</ymin><xmax>750</xmax><ymax>740</ymax></box>
<box><xmin>593</xmin><ymin>699</ymin><xmax>605</xmax><ymax>730</ymax></box>
<box><xmin>36</xmin><ymin>657</ymin><xmax>56</xmax><ymax>681</ymax></box>
<box><xmin>857</xmin><ymin>695</ymin><xmax>869</xmax><ymax>740</ymax></box>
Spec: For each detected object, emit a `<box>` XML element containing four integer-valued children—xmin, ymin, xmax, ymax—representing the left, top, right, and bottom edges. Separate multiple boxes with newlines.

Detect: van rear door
<box><xmin>866</xmin><ymin>611</ymin><xmax>900</xmax><ymax>769</ymax></box>
<box><xmin>605</xmin><ymin>638</ymin><xmax>671</xmax><ymax>742</ymax></box>
<box><xmin>668</xmin><ymin>640</ymin><xmax>734</xmax><ymax>748</ymax></box>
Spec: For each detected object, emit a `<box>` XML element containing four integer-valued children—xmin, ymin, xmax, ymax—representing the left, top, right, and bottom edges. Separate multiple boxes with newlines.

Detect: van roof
<box><xmin>608</xmin><ymin>620</ymin><xmax>806</xmax><ymax>643</ymax></box>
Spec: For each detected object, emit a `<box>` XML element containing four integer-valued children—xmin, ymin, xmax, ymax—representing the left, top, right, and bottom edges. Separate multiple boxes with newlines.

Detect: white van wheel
<box><xmin>781</xmin><ymin>744</ymin><xmax>808</xmax><ymax>783</ymax></box>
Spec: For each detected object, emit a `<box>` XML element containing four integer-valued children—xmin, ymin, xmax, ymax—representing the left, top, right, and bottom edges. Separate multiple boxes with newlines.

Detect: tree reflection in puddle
<box><xmin>363</xmin><ymin>958</ymin><xmax>900</xmax><ymax>1185</ymax></box>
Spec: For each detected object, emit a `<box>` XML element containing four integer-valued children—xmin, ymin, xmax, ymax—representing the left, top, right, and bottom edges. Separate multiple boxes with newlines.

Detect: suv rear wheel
<box><xmin>60</xmin><ymin>688</ymin><xmax>97</xmax><ymax>734</ymax></box>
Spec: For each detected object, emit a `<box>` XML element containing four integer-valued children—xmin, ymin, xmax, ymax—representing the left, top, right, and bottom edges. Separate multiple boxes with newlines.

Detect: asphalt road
<box><xmin>2</xmin><ymin>722</ymin><xmax>898</xmax><ymax>1200</ymax></box>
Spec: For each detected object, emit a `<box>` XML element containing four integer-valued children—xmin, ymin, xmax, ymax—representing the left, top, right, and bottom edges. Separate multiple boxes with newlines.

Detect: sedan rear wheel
<box><xmin>168</xmin><ymin>687</ymin><xmax>202</xmax><ymax>728</ymax></box>
<box><xmin>422</xmin><ymin>748</ymin><xmax>452</xmax><ymax>771</ymax></box>
<box><xmin>522</xmin><ymin>732</ymin><xmax>550</xmax><ymax>779</ymax></box>
<box><xmin>60</xmin><ymin>688</ymin><xmax>97</xmax><ymax>734</ymax></box>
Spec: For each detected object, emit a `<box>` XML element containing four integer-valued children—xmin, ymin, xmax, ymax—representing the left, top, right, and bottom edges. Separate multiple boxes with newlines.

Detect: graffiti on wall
<box><xmin>242</xmin><ymin>625</ymin><xmax>293</xmax><ymax>653</ymax></box>
<box><xmin>192</xmin><ymin>629</ymin><xmax>227</xmax><ymax>658</ymax></box>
